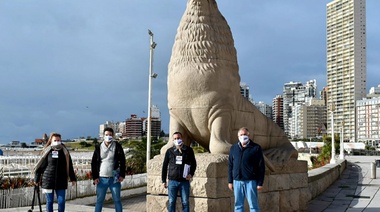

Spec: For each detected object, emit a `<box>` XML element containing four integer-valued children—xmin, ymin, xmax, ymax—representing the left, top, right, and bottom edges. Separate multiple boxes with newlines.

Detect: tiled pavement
<box><xmin>309</xmin><ymin>156</ymin><xmax>380</xmax><ymax>212</ymax></box>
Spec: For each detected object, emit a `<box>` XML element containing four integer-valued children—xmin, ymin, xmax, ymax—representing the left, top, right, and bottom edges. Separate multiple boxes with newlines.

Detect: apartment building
<box><xmin>326</xmin><ymin>0</ymin><xmax>366</xmax><ymax>141</ymax></box>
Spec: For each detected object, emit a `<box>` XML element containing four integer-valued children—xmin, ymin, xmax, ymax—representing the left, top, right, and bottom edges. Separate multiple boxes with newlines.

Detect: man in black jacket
<box><xmin>91</xmin><ymin>127</ymin><xmax>126</xmax><ymax>212</ymax></box>
<box><xmin>162</xmin><ymin>132</ymin><xmax>197</xmax><ymax>212</ymax></box>
<box><xmin>228</xmin><ymin>127</ymin><xmax>265</xmax><ymax>212</ymax></box>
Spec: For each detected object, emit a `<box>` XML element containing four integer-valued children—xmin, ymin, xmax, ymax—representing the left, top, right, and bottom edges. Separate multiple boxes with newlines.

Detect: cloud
<box><xmin>0</xmin><ymin>0</ymin><xmax>378</xmax><ymax>143</ymax></box>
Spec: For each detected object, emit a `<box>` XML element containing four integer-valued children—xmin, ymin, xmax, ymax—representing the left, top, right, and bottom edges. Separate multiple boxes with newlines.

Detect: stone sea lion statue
<box><xmin>162</xmin><ymin>0</ymin><xmax>298</xmax><ymax>168</ymax></box>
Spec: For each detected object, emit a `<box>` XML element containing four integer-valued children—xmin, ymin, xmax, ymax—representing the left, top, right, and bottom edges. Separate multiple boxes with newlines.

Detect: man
<box><xmin>162</xmin><ymin>132</ymin><xmax>197</xmax><ymax>212</ymax></box>
<box><xmin>228</xmin><ymin>127</ymin><xmax>265</xmax><ymax>212</ymax></box>
<box><xmin>91</xmin><ymin>127</ymin><xmax>126</xmax><ymax>212</ymax></box>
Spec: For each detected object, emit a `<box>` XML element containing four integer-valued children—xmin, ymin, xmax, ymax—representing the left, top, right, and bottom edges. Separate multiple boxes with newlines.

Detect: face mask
<box><xmin>51</xmin><ymin>141</ymin><xmax>61</xmax><ymax>147</ymax></box>
<box><xmin>174</xmin><ymin>139</ymin><xmax>183</xmax><ymax>146</ymax></box>
<box><xmin>239</xmin><ymin>135</ymin><xmax>249</xmax><ymax>144</ymax></box>
<box><xmin>104</xmin><ymin>135</ymin><xmax>113</xmax><ymax>143</ymax></box>
<box><xmin>51</xmin><ymin>141</ymin><xmax>63</xmax><ymax>150</ymax></box>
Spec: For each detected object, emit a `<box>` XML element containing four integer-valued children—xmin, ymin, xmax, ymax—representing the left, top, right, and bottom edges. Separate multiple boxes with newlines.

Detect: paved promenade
<box><xmin>309</xmin><ymin>156</ymin><xmax>380</xmax><ymax>211</ymax></box>
<box><xmin>2</xmin><ymin>155</ymin><xmax>380</xmax><ymax>211</ymax></box>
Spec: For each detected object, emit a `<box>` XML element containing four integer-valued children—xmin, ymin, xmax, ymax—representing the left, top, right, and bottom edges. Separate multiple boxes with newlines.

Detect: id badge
<box><xmin>176</xmin><ymin>156</ymin><xmax>183</xmax><ymax>165</ymax></box>
<box><xmin>52</xmin><ymin>151</ymin><xmax>59</xmax><ymax>158</ymax></box>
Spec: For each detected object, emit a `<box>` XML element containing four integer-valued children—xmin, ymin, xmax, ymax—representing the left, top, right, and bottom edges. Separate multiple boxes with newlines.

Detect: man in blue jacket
<box><xmin>228</xmin><ymin>127</ymin><xmax>265</xmax><ymax>212</ymax></box>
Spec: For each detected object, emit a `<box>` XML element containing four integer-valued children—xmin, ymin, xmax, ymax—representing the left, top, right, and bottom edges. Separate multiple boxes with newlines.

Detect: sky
<box><xmin>0</xmin><ymin>0</ymin><xmax>379</xmax><ymax>144</ymax></box>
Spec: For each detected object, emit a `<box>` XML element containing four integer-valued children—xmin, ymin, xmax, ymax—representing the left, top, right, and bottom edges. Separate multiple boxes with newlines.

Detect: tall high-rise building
<box><xmin>255</xmin><ymin>101</ymin><xmax>272</xmax><ymax>120</ymax></box>
<box><xmin>326</xmin><ymin>0</ymin><xmax>366</xmax><ymax>141</ymax></box>
<box><xmin>240</xmin><ymin>82</ymin><xmax>250</xmax><ymax>99</ymax></box>
<box><xmin>126</xmin><ymin>114</ymin><xmax>144</xmax><ymax>138</ymax></box>
<box><xmin>272</xmin><ymin>95</ymin><xmax>284</xmax><ymax>130</ymax></box>
<box><xmin>99</xmin><ymin>121</ymin><xmax>125</xmax><ymax>139</ymax></box>
<box><xmin>356</xmin><ymin>85</ymin><xmax>380</xmax><ymax>146</ymax></box>
<box><xmin>240</xmin><ymin>82</ymin><xmax>254</xmax><ymax>103</ymax></box>
<box><xmin>283</xmin><ymin>80</ymin><xmax>317</xmax><ymax>136</ymax></box>
<box><xmin>144</xmin><ymin>105</ymin><xmax>162</xmax><ymax>138</ymax></box>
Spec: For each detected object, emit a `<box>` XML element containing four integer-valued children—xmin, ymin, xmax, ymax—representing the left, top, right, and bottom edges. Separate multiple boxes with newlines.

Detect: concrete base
<box><xmin>146</xmin><ymin>153</ymin><xmax>308</xmax><ymax>212</ymax></box>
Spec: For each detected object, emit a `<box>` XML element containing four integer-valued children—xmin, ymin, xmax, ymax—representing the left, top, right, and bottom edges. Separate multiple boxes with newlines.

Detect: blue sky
<box><xmin>0</xmin><ymin>0</ymin><xmax>379</xmax><ymax>144</ymax></box>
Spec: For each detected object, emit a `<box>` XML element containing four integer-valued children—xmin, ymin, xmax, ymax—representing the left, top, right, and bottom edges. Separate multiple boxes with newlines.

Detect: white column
<box><xmin>147</xmin><ymin>30</ymin><xmax>156</xmax><ymax>164</ymax></box>
<box><xmin>330</xmin><ymin>108</ymin><xmax>336</xmax><ymax>164</ymax></box>
<box><xmin>339</xmin><ymin>123</ymin><xmax>345</xmax><ymax>160</ymax></box>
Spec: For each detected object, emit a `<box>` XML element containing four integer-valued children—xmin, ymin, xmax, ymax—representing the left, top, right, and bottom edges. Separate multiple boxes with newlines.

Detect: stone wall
<box><xmin>308</xmin><ymin>159</ymin><xmax>347</xmax><ymax>199</ymax></box>
<box><xmin>147</xmin><ymin>153</ymin><xmax>309</xmax><ymax>212</ymax></box>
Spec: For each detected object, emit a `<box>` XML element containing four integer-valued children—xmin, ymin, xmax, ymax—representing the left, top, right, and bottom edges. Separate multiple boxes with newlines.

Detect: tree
<box><xmin>92</xmin><ymin>138</ymin><xmax>98</xmax><ymax>145</ymax></box>
<box><xmin>124</xmin><ymin>138</ymin><xmax>166</xmax><ymax>174</ymax></box>
<box><xmin>313</xmin><ymin>134</ymin><xmax>340</xmax><ymax>168</ymax></box>
<box><xmin>79</xmin><ymin>141</ymin><xmax>90</xmax><ymax>148</ymax></box>
<box><xmin>159</xmin><ymin>130</ymin><xmax>167</xmax><ymax>138</ymax></box>
<box><xmin>125</xmin><ymin>139</ymin><xmax>147</xmax><ymax>174</ymax></box>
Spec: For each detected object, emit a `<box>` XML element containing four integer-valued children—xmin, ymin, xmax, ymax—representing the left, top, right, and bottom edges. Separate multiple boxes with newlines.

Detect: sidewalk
<box><xmin>309</xmin><ymin>155</ymin><xmax>380</xmax><ymax>211</ymax></box>
<box><xmin>0</xmin><ymin>187</ymin><xmax>147</xmax><ymax>212</ymax></box>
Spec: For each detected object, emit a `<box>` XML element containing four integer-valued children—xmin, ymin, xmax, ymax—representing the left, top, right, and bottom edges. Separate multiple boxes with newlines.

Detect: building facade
<box><xmin>272</xmin><ymin>95</ymin><xmax>284</xmax><ymax>130</ymax></box>
<box><xmin>356</xmin><ymin>85</ymin><xmax>380</xmax><ymax>146</ymax></box>
<box><xmin>302</xmin><ymin>99</ymin><xmax>327</xmax><ymax>139</ymax></box>
<box><xmin>326</xmin><ymin>0</ymin><xmax>366</xmax><ymax>141</ymax></box>
<box><xmin>99</xmin><ymin>121</ymin><xmax>122</xmax><ymax>139</ymax></box>
<box><xmin>255</xmin><ymin>101</ymin><xmax>272</xmax><ymax>120</ymax></box>
<box><xmin>146</xmin><ymin>105</ymin><xmax>162</xmax><ymax>138</ymax></box>
<box><xmin>283</xmin><ymin>80</ymin><xmax>317</xmax><ymax>136</ymax></box>
<box><xmin>126</xmin><ymin>114</ymin><xmax>144</xmax><ymax>138</ymax></box>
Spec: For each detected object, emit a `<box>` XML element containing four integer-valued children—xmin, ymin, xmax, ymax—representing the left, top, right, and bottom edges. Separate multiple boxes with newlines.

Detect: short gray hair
<box><xmin>237</xmin><ymin>127</ymin><xmax>250</xmax><ymax>136</ymax></box>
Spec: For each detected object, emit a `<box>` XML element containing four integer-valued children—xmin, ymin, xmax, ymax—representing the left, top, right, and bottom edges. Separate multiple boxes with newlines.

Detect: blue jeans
<box><xmin>233</xmin><ymin>180</ymin><xmax>259</xmax><ymax>212</ymax></box>
<box><xmin>95</xmin><ymin>177</ymin><xmax>122</xmax><ymax>212</ymax></box>
<box><xmin>168</xmin><ymin>180</ymin><xmax>190</xmax><ymax>212</ymax></box>
<box><xmin>45</xmin><ymin>189</ymin><xmax>66</xmax><ymax>212</ymax></box>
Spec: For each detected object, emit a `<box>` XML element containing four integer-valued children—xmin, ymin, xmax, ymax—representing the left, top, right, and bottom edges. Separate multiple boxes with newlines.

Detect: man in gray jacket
<box><xmin>91</xmin><ymin>127</ymin><xmax>126</xmax><ymax>212</ymax></box>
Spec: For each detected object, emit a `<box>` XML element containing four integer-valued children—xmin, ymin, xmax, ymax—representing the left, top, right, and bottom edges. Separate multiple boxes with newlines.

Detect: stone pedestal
<box><xmin>146</xmin><ymin>153</ymin><xmax>309</xmax><ymax>212</ymax></box>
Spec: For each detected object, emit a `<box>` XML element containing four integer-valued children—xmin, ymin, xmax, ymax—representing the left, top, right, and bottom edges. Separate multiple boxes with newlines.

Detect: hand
<box><xmin>228</xmin><ymin>183</ymin><xmax>233</xmax><ymax>191</ymax></box>
<box><xmin>71</xmin><ymin>181</ymin><xmax>76</xmax><ymax>186</ymax></box>
<box><xmin>162</xmin><ymin>182</ymin><xmax>167</xmax><ymax>189</ymax></box>
<box><xmin>34</xmin><ymin>182</ymin><xmax>40</xmax><ymax>186</ymax></box>
<box><xmin>186</xmin><ymin>174</ymin><xmax>192</xmax><ymax>181</ymax></box>
<box><xmin>257</xmin><ymin>186</ymin><xmax>263</xmax><ymax>191</ymax></box>
<box><xmin>118</xmin><ymin>177</ymin><xmax>124</xmax><ymax>182</ymax></box>
<box><xmin>93</xmin><ymin>178</ymin><xmax>99</xmax><ymax>185</ymax></box>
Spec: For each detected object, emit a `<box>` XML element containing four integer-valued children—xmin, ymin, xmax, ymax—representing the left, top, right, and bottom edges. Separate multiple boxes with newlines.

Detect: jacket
<box><xmin>228</xmin><ymin>140</ymin><xmax>265</xmax><ymax>186</ymax></box>
<box><xmin>34</xmin><ymin>147</ymin><xmax>76</xmax><ymax>190</ymax></box>
<box><xmin>91</xmin><ymin>141</ymin><xmax>126</xmax><ymax>180</ymax></box>
<box><xmin>161</xmin><ymin>145</ymin><xmax>197</xmax><ymax>183</ymax></box>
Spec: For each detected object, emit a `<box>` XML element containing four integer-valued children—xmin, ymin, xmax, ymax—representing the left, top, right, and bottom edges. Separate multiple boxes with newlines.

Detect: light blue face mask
<box><xmin>174</xmin><ymin>139</ymin><xmax>183</xmax><ymax>146</ymax></box>
<box><xmin>239</xmin><ymin>135</ymin><xmax>249</xmax><ymax>144</ymax></box>
<box><xmin>104</xmin><ymin>136</ymin><xmax>113</xmax><ymax>143</ymax></box>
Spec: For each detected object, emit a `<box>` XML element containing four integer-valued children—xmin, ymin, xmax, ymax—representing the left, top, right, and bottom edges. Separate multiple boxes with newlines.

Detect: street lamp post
<box><xmin>309</xmin><ymin>138</ymin><xmax>312</xmax><ymax>155</ymax></box>
<box><xmin>147</xmin><ymin>29</ymin><xmax>157</xmax><ymax>164</ymax></box>
<box><xmin>339</xmin><ymin>121</ymin><xmax>345</xmax><ymax>160</ymax></box>
<box><xmin>330</xmin><ymin>103</ymin><xmax>336</xmax><ymax>164</ymax></box>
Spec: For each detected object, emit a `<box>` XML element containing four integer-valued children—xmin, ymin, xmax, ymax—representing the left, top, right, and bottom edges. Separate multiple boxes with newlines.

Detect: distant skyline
<box><xmin>0</xmin><ymin>0</ymin><xmax>379</xmax><ymax>144</ymax></box>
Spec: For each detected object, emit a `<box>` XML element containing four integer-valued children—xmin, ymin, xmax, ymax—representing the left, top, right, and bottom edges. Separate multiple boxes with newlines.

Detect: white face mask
<box><xmin>174</xmin><ymin>139</ymin><xmax>183</xmax><ymax>146</ymax></box>
<box><xmin>51</xmin><ymin>141</ymin><xmax>62</xmax><ymax>147</ymax></box>
<box><xmin>239</xmin><ymin>135</ymin><xmax>249</xmax><ymax>144</ymax></box>
<box><xmin>104</xmin><ymin>135</ymin><xmax>113</xmax><ymax>143</ymax></box>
